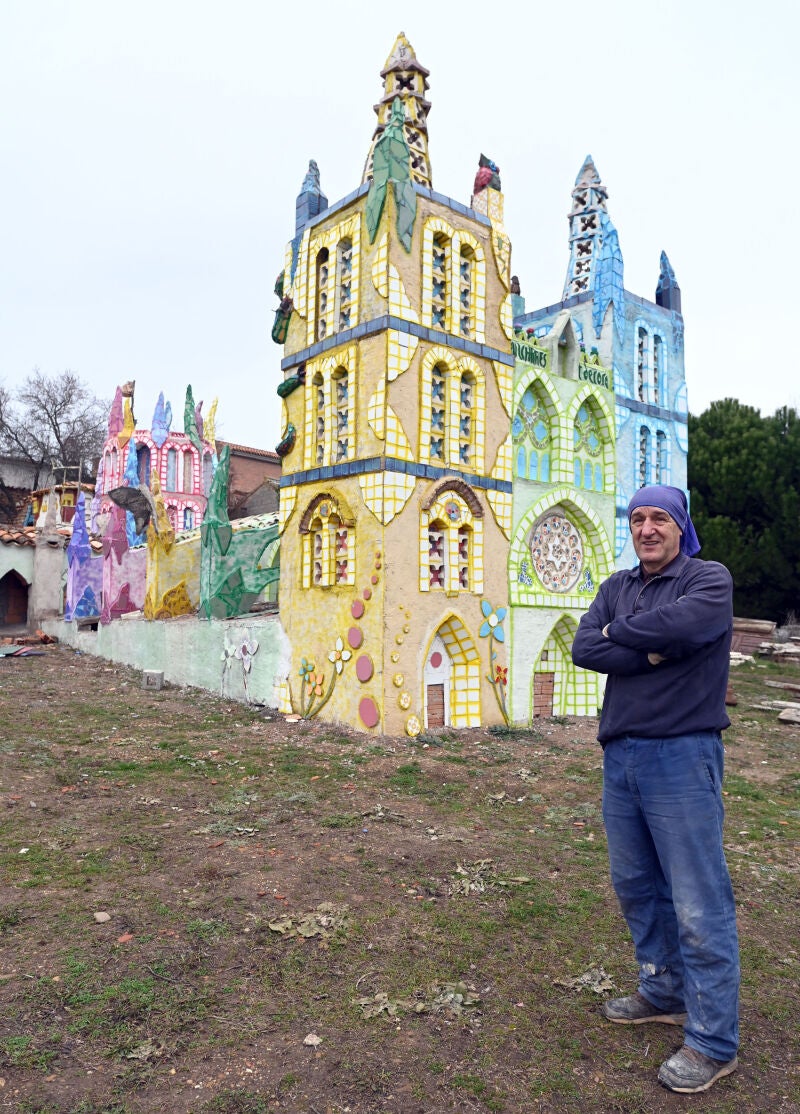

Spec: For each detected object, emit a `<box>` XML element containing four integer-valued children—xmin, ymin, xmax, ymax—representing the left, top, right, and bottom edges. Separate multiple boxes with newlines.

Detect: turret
<box><xmin>362</xmin><ymin>32</ymin><xmax>432</xmax><ymax>188</ymax></box>
<box><xmin>655</xmin><ymin>250</ymin><xmax>682</xmax><ymax>314</ymax></box>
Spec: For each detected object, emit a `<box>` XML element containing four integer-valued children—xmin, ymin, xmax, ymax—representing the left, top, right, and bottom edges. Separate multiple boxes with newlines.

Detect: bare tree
<box><xmin>0</xmin><ymin>369</ymin><xmax>109</xmax><ymax>488</ymax></box>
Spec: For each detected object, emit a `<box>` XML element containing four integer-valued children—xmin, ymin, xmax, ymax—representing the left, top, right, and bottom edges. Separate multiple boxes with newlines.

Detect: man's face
<box><xmin>629</xmin><ymin>505</ymin><xmax>682</xmax><ymax>574</ymax></box>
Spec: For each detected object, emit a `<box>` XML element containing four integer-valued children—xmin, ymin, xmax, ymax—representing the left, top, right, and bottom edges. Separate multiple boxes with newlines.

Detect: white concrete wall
<box><xmin>0</xmin><ymin>546</ymin><xmax>34</xmax><ymax>584</ymax></box>
<box><xmin>41</xmin><ymin>613</ymin><xmax>292</xmax><ymax>707</ymax></box>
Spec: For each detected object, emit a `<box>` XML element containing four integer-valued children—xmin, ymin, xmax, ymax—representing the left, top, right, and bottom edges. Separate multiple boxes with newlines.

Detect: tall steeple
<box><xmin>563</xmin><ymin>155</ymin><xmax>625</xmax><ymax>340</ymax></box>
<box><xmin>362</xmin><ymin>32</ymin><xmax>432</xmax><ymax>189</ymax></box>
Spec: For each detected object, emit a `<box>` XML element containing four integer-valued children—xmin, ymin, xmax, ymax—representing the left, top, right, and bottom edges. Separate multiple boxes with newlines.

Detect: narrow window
<box><xmin>458</xmin><ymin>371</ymin><xmax>474</xmax><ymax>466</ymax></box>
<box><xmin>655</xmin><ymin>430</ymin><xmax>667</xmax><ymax>483</ymax></box>
<box><xmin>653</xmin><ymin>336</ymin><xmax>662</xmax><ymax>406</ymax></box>
<box><xmin>639</xmin><ymin>427</ymin><xmax>652</xmax><ymax>486</ymax></box>
<box><xmin>337</xmin><ymin>238</ymin><xmax>353</xmax><ymax>331</ymax></box>
<box><xmin>314</xmin><ymin>371</ymin><xmax>325</xmax><ymax>466</ymax></box>
<box><xmin>316</xmin><ymin>248</ymin><xmax>329</xmax><ymax>341</ymax></box>
<box><xmin>334</xmin><ymin>368</ymin><xmax>350</xmax><ymax>462</ymax></box>
<box><xmin>166</xmin><ymin>448</ymin><xmax>177</xmax><ymax>491</ymax></box>
<box><xmin>637</xmin><ymin>327</ymin><xmax>647</xmax><ymax>402</ymax></box>
<box><xmin>182</xmin><ymin>451</ymin><xmax>194</xmax><ymax>494</ymax></box>
<box><xmin>428</xmin><ymin>521</ymin><xmax>446</xmax><ymax>588</ymax></box>
<box><xmin>202</xmin><ymin>452</ymin><xmax>214</xmax><ymax>496</ymax></box>
<box><xmin>183</xmin><ymin>507</ymin><xmax>195</xmax><ymax>530</ymax></box>
<box><xmin>312</xmin><ymin>526</ymin><xmax>324</xmax><ymax>585</ymax></box>
<box><xmin>136</xmin><ymin>444</ymin><xmax>151</xmax><ymax>487</ymax></box>
<box><xmin>431</xmin><ymin>234</ymin><xmax>448</xmax><ymax>330</ymax></box>
<box><xmin>458</xmin><ymin>525</ymin><xmax>470</xmax><ymax>589</ymax></box>
<box><xmin>335</xmin><ymin>523</ymin><xmax>349</xmax><ymax>584</ymax></box>
<box><xmin>459</xmin><ymin>245</ymin><xmax>473</xmax><ymax>338</ymax></box>
<box><xmin>430</xmin><ymin>364</ymin><xmax>446</xmax><ymax>462</ymax></box>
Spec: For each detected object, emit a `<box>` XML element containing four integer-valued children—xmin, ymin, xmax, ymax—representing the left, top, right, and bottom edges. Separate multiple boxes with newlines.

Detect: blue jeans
<box><xmin>602</xmin><ymin>732</ymin><xmax>740</xmax><ymax>1061</ymax></box>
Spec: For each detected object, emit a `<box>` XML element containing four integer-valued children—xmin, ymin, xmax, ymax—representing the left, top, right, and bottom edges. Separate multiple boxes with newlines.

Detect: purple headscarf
<box><xmin>627</xmin><ymin>485</ymin><xmax>701</xmax><ymax>557</ymax></box>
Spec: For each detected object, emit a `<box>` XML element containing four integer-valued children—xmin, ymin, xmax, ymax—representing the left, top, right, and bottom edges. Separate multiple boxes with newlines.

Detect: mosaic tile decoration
<box><xmin>278</xmin><ymin>485</ymin><xmax>298</xmax><ymax>535</ymax></box>
<box><xmin>499</xmin><ymin>292</ymin><xmax>514</xmax><ymax>340</ymax></box>
<box><xmin>359</xmin><ymin>471</ymin><xmax>416</xmax><ymax>525</ymax></box>
<box><xmin>387</xmin><ymin>328</ymin><xmax>418</xmax><ymax>383</ymax></box>
<box><xmin>371</xmin><ymin>232</ymin><xmax>389</xmax><ymax>298</ymax></box>
<box><xmin>493</xmin><ymin>360</ymin><xmax>513</xmax><ymax>418</ymax></box>
<box><xmin>388</xmin><ymin>263</ymin><xmax>419</xmax><ymax>322</ymax></box>
<box><xmin>486</xmin><ymin>432</ymin><xmax>513</xmax><ymax>538</ymax></box>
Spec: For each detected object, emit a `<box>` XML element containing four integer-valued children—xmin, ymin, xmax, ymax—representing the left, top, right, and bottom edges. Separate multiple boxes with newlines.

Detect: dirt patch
<box><xmin>0</xmin><ymin>646</ymin><xmax>798</xmax><ymax>1113</ymax></box>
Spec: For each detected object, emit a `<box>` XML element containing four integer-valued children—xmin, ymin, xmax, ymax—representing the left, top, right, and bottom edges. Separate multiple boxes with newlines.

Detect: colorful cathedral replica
<box><xmin>272</xmin><ymin>34</ymin><xmax>687</xmax><ymax>732</ymax></box>
<box><xmin>42</xmin><ymin>33</ymin><xmax>689</xmax><ymax>735</ymax></box>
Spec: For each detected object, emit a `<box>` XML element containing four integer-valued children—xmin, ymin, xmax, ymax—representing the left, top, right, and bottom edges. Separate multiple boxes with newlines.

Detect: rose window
<box><xmin>530</xmin><ymin>513</ymin><xmax>584</xmax><ymax>592</ymax></box>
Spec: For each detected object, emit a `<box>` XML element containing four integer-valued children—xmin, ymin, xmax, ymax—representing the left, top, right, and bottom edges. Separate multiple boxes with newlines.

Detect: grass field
<box><xmin>0</xmin><ymin>645</ymin><xmax>798</xmax><ymax>1113</ymax></box>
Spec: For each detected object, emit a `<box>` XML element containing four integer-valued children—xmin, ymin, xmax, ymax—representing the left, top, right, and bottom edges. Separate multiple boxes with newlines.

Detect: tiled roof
<box><xmin>217</xmin><ymin>440</ymin><xmax>280</xmax><ymax>462</ymax></box>
<box><xmin>0</xmin><ymin>526</ymin><xmax>37</xmax><ymax>547</ymax></box>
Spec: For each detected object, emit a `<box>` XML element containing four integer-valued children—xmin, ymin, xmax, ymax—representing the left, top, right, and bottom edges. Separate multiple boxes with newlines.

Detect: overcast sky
<box><xmin>1</xmin><ymin>0</ymin><xmax>796</xmax><ymax>450</ymax></box>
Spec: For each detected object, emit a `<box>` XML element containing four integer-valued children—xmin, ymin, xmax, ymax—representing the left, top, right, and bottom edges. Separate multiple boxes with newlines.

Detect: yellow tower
<box><xmin>276</xmin><ymin>35</ymin><xmax>514</xmax><ymax>735</ymax></box>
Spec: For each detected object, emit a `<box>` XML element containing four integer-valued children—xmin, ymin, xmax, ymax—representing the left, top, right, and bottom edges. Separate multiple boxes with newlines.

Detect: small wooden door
<box><xmin>426</xmin><ymin>683</ymin><xmax>445</xmax><ymax>727</ymax></box>
<box><xmin>533</xmin><ymin>672</ymin><xmax>554</xmax><ymax>718</ymax></box>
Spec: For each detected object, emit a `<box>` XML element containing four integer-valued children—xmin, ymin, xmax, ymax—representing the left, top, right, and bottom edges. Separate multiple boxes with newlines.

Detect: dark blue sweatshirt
<box><xmin>571</xmin><ymin>553</ymin><xmax>733</xmax><ymax>744</ymax></box>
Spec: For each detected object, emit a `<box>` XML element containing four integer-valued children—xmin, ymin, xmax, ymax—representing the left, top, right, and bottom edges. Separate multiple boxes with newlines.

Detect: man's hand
<box><xmin>648</xmin><ymin>652</ymin><xmax>667</xmax><ymax>665</ymax></box>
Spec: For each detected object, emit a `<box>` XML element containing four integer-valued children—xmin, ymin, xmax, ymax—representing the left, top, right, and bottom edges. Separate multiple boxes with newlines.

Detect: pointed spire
<box><xmin>362</xmin><ymin>33</ymin><xmax>432</xmax><ymax>189</ymax></box>
<box><xmin>656</xmin><ymin>250</ymin><xmax>682</xmax><ymax>313</ymax></box>
<box><xmin>295</xmin><ymin>160</ymin><xmax>328</xmax><ymax>235</ymax></box>
<box><xmin>563</xmin><ymin>155</ymin><xmax>625</xmax><ymax>339</ymax></box>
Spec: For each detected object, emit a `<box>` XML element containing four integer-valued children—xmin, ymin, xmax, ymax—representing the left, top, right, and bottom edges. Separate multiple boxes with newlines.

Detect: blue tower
<box><xmin>514</xmin><ymin>156</ymin><xmax>688</xmax><ymax>570</ymax></box>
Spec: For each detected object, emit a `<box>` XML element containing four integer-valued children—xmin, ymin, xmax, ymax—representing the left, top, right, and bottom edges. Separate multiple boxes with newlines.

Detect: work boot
<box><xmin>658</xmin><ymin>1044</ymin><xmax>738</xmax><ymax>1093</ymax></box>
<box><xmin>602</xmin><ymin>990</ymin><xmax>687</xmax><ymax>1025</ymax></box>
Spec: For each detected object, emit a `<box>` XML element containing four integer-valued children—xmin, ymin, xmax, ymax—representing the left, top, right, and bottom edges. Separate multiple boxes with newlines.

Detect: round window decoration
<box><xmin>530</xmin><ymin>512</ymin><xmax>584</xmax><ymax>592</ymax></box>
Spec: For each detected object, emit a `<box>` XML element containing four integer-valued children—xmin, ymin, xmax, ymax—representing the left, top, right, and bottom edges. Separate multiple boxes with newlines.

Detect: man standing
<box><xmin>572</xmin><ymin>484</ymin><xmax>740</xmax><ymax>1093</ymax></box>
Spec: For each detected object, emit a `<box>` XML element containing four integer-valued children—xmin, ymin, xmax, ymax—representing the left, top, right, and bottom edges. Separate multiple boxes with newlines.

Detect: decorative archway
<box><xmin>0</xmin><ymin>570</ymin><xmax>29</xmax><ymax>626</ymax></box>
<box><xmin>423</xmin><ymin>614</ymin><xmax>481</xmax><ymax>728</ymax></box>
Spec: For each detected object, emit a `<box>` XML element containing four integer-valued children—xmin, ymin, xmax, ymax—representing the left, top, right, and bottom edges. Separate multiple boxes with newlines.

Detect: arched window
<box><xmin>202</xmin><ymin>453</ymin><xmax>214</xmax><ymax>496</ymax></box>
<box><xmin>637</xmin><ymin>327</ymin><xmax>648</xmax><ymax>402</ymax></box>
<box><xmin>302</xmin><ymin>496</ymin><xmax>355</xmax><ymax>589</ymax></box>
<box><xmin>182</xmin><ymin>451</ymin><xmax>194</xmax><ymax>494</ymax></box>
<box><xmin>639</xmin><ymin>426</ymin><xmax>652</xmax><ymax>486</ymax></box>
<box><xmin>573</xmin><ymin>399</ymin><xmax>607</xmax><ymax>492</ymax></box>
<box><xmin>431</xmin><ymin>233</ymin><xmax>449</xmax><ymax>330</ymax></box>
<box><xmin>136</xmin><ymin>443</ymin><xmax>151</xmax><ymax>487</ymax></box>
<box><xmin>420</xmin><ymin>486</ymin><xmax>482</xmax><ymax>595</ymax></box>
<box><xmin>458</xmin><ymin>245</ymin><xmax>474</xmax><ymax>338</ymax></box>
<box><xmin>166</xmin><ymin>448</ymin><xmax>177</xmax><ymax>491</ymax></box>
<box><xmin>337</xmin><ymin>238</ymin><xmax>353</xmax><ymax>331</ymax></box>
<box><xmin>513</xmin><ymin>382</ymin><xmax>552</xmax><ymax>484</ymax></box>
<box><xmin>315</xmin><ymin>247</ymin><xmax>330</xmax><ymax>341</ymax></box>
<box><xmin>183</xmin><ymin>507</ymin><xmax>195</xmax><ymax>530</ymax></box>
